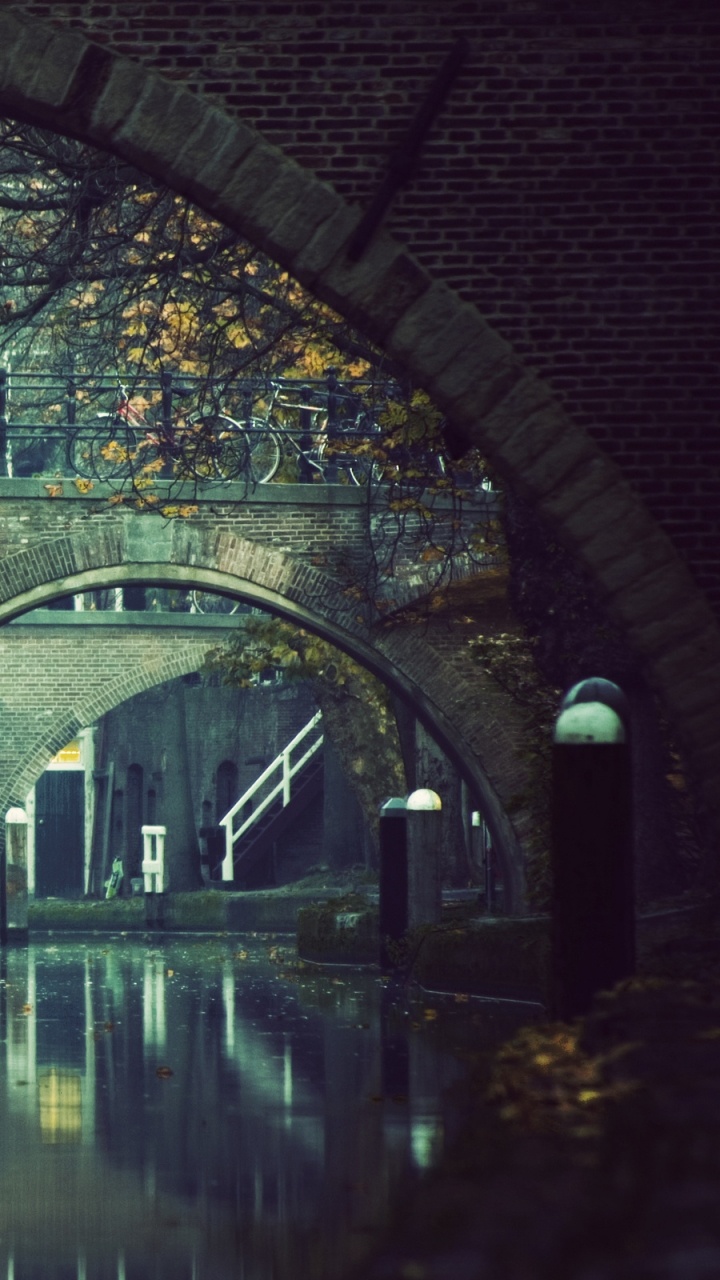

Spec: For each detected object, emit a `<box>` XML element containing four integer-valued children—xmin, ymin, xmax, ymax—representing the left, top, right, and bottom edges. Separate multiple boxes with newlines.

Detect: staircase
<box><xmin>219</xmin><ymin>711</ymin><xmax>324</xmax><ymax>885</ymax></box>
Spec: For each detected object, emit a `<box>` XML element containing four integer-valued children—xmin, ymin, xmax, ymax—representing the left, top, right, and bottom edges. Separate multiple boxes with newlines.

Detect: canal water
<box><xmin>0</xmin><ymin>935</ymin><xmax>535</xmax><ymax>1279</ymax></box>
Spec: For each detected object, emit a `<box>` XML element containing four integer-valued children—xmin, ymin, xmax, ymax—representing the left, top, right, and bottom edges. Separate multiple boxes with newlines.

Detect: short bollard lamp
<box><xmin>406</xmin><ymin>788</ymin><xmax>442</xmax><ymax>930</ymax></box>
<box><xmin>379</xmin><ymin>797</ymin><xmax>409</xmax><ymax>971</ymax></box>
<box><xmin>551</xmin><ymin>679</ymin><xmax>634</xmax><ymax>1020</ymax></box>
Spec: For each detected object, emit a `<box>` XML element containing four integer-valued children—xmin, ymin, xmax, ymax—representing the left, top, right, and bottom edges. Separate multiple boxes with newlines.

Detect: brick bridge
<box><xmin>0</xmin><ymin>4</ymin><xmax>719</xmax><ymax>879</ymax></box>
<box><xmin>0</xmin><ymin>479</ymin><xmax>534</xmax><ymax>908</ymax></box>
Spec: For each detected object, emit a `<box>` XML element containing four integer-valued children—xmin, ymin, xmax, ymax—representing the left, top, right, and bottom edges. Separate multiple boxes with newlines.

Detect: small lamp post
<box><xmin>407</xmin><ymin>788</ymin><xmax>443</xmax><ymax>930</ymax></box>
<box><xmin>378</xmin><ymin>797</ymin><xmax>408</xmax><ymax>971</ymax></box>
<box><xmin>551</xmin><ymin>678</ymin><xmax>634</xmax><ymax>1019</ymax></box>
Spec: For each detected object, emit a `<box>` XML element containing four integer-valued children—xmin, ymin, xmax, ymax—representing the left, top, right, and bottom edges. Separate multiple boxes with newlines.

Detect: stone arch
<box><xmin>0</xmin><ymin>11</ymin><xmax>719</xmax><ymax>844</ymax></box>
<box><xmin>3</xmin><ymin>634</ymin><xmax>228</xmax><ymax>809</ymax></box>
<box><xmin>0</xmin><ymin>521</ymin><xmax>533</xmax><ymax>911</ymax></box>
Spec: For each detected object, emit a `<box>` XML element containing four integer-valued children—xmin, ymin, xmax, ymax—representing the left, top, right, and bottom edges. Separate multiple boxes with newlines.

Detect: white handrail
<box><xmin>219</xmin><ymin>711</ymin><xmax>323</xmax><ymax>880</ymax></box>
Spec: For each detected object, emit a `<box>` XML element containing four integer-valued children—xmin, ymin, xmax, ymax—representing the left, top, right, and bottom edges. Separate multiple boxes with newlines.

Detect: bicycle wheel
<box><xmin>69</xmin><ymin>426</ymin><xmax>137</xmax><ymax>480</ymax></box>
<box><xmin>347</xmin><ymin>456</ymin><xmax>386</xmax><ymax>486</ymax></box>
<box><xmin>190</xmin><ymin>590</ymin><xmax>240</xmax><ymax>615</ymax></box>
<box><xmin>66</xmin><ymin>431</ymin><xmax>95</xmax><ymax>480</ymax></box>
<box><xmin>186</xmin><ymin>415</ymin><xmax>251</xmax><ymax>481</ymax></box>
<box><xmin>244</xmin><ymin>418</ymin><xmax>282</xmax><ymax>484</ymax></box>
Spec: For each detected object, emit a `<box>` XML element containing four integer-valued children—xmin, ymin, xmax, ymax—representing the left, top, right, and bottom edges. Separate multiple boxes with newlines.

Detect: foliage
<box><xmin>204</xmin><ymin>617</ymin><xmax>406</xmax><ymax>852</ymax></box>
<box><xmin>467</xmin><ymin>627</ymin><xmax>559</xmax><ymax>910</ymax></box>
<box><xmin>487</xmin><ymin>1022</ymin><xmax>640</xmax><ymax>1139</ymax></box>
<box><xmin>0</xmin><ymin>122</ymin><xmax>377</xmax><ymax>382</ymax></box>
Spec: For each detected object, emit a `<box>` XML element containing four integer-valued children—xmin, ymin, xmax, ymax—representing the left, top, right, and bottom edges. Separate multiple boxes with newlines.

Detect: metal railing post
<box><xmin>0</xmin><ymin>368</ymin><xmax>8</xmax><ymax>477</ymax></box>
<box><xmin>298</xmin><ymin>384</ymin><xmax>313</xmax><ymax>483</ymax></box>
<box><xmin>325</xmin><ymin>366</ymin><xmax>339</xmax><ymax>483</ymax></box>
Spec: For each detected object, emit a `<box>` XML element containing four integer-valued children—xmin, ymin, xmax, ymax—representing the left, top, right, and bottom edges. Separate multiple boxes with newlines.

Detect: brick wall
<box><xmin>0</xmin><ymin>624</ymin><xmax>219</xmax><ymax>805</ymax></box>
<box><xmin>10</xmin><ymin>0</ymin><xmax>720</xmax><ymax>608</ymax></box>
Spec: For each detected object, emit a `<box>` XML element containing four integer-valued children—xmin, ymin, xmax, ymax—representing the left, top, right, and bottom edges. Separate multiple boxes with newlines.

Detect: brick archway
<box><xmin>1</xmin><ymin>10</ymin><xmax>720</xmax><ymax>846</ymax></box>
<box><xmin>0</xmin><ymin>520</ymin><xmax>534</xmax><ymax>911</ymax></box>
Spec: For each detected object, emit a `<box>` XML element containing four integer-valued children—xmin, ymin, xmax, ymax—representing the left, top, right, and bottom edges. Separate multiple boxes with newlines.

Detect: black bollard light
<box><xmin>406</xmin><ymin>788</ymin><xmax>442</xmax><ymax>930</ymax></box>
<box><xmin>550</xmin><ymin>679</ymin><xmax>634</xmax><ymax>1020</ymax></box>
<box><xmin>379</xmin><ymin>797</ymin><xmax>408</xmax><ymax>971</ymax></box>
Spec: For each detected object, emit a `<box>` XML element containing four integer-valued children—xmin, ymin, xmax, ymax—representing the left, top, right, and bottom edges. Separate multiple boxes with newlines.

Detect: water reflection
<box><xmin>0</xmin><ymin>937</ymin><xmax>531</xmax><ymax>1279</ymax></box>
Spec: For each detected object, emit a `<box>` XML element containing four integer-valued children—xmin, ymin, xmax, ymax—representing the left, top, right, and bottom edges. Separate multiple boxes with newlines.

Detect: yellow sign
<box><xmin>49</xmin><ymin>739</ymin><xmax>82</xmax><ymax>767</ymax></box>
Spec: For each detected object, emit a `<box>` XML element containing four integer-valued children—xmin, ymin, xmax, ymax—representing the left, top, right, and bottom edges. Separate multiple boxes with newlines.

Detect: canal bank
<box><xmin>345</xmin><ymin>899</ymin><xmax>720</xmax><ymax>1280</ymax></box>
<box><xmin>25</xmin><ymin>889</ymin><xmax>707</xmax><ymax>1009</ymax></box>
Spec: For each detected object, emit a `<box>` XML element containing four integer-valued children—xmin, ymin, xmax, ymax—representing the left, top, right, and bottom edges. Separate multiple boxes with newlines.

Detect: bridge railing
<box><xmin>0</xmin><ymin>367</ymin><xmax>495</xmax><ymax>498</ymax></box>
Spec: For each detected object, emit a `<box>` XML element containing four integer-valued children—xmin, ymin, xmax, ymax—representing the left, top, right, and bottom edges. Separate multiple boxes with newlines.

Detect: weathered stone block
<box><xmin>182</xmin><ymin>112</ymin><xmax>259</xmax><ymax>207</ymax></box>
<box><xmin>317</xmin><ymin>244</ymin><xmax>434</xmax><ymax>341</ymax></box>
<box><xmin>113</xmin><ymin>81</ymin><xmax>210</xmax><ymax>171</ymax></box>
<box><xmin>640</xmin><ymin>623</ymin><xmax>720</xmax><ymax>700</ymax></box>
<box><xmin>430</xmin><ymin>331</ymin><xmax>520</xmax><ymax>407</ymax></box>
<box><xmin>90</xmin><ymin>58</ymin><xmax>157</xmax><ymax>144</ymax></box>
<box><xmin>0</xmin><ymin>17</ymin><xmax>52</xmax><ymax>95</ymax></box>
<box><xmin>290</xmin><ymin>202</ymin><xmax>364</xmax><ymax>284</ymax></box>
<box><xmin>210</xmin><ymin>142</ymin><xmax>291</xmax><ymax>231</ymax></box>
<box><xmin>446</xmin><ymin>372</ymin><xmax>558</xmax><ymax>457</ymax></box>
<box><xmin>538</xmin><ymin>455</ymin><xmax>622</xmax><ymax>524</ymax></box>
<box><xmin>386</xmin><ymin>282</ymin><xmax>480</xmax><ymax>376</ymax></box>
<box><xmin>608</xmin><ymin>563</ymin><xmax>702</xmax><ymax>634</ymax></box>
<box><xmin>258</xmin><ymin>176</ymin><xmax>343</xmax><ymax>261</ymax></box>
<box><xmin>626</xmin><ymin>600</ymin><xmax>718</xmax><ymax>667</ymax></box>
<box><xmin>514</xmin><ymin>425</ymin><xmax>596</xmax><ymax>503</ymax></box>
<box><xmin>558</xmin><ymin>477</ymin><xmax>652</xmax><ymax>553</ymax></box>
<box><xmin>17</xmin><ymin>28</ymin><xmax>89</xmax><ymax>109</ymax></box>
<box><xmin>591</xmin><ymin>531</ymin><xmax>678</xmax><ymax>599</ymax></box>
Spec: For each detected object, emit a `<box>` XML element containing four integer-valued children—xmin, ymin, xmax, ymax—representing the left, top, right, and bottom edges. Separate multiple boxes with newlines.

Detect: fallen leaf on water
<box><xmin>22</xmin><ymin>1004</ymin><xmax>32</xmax><ymax>1015</ymax></box>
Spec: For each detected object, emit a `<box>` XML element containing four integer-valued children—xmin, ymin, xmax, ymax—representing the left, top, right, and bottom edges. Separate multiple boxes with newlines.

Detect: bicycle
<box><xmin>66</xmin><ymin>383</ymin><xmax>250</xmax><ymax>483</ymax></box>
<box><xmin>241</xmin><ymin>376</ymin><xmax>384</xmax><ymax>486</ymax></box>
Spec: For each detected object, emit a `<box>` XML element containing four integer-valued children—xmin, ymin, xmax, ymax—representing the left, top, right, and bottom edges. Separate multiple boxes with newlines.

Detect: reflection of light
<box><xmin>223</xmin><ymin>967</ymin><xmax>235</xmax><ymax>1054</ymax></box>
<box><xmin>283</xmin><ymin>1038</ymin><xmax>293</xmax><ymax>1110</ymax></box>
<box><xmin>410</xmin><ymin>1117</ymin><xmax>442</xmax><ymax>1169</ymax></box>
<box><xmin>37</xmin><ymin>1068</ymin><xmax>83</xmax><ymax>1143</ymax></box>
<box><xmin>143</xmin><ymin>958</ymin><xmax>166</xmax><ymax>1053</ymax></box>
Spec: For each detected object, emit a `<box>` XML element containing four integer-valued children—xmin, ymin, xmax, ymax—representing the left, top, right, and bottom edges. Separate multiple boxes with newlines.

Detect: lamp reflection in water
<box><xmin>37</xmin><ymin>1067</ymin><xmax>83</xmax><ymax>1144</ymax></box>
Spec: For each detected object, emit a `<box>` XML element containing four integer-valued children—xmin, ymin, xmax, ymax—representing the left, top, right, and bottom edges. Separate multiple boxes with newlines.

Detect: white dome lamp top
<box><xmin>5</xmin><ymin>806</ymin><xmax>28</xmax><ymax>824</ymax></box>
<box><xmin>555</xmin><ymin>677</ymin><xmax>629</xmax><ymax>745</ymax></box>
<box><xmin>407</xmin><ymin>788</ymin><xmax>442</xmax><ymax>811</ymax></box>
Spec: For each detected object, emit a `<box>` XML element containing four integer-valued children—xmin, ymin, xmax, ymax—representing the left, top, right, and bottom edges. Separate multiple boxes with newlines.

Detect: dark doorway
<box><xmin>215</xmin><ymin>760</ymin><xmax>239</xmax><ymax>823</ymax></box>
<box><xmin>35</xmin><ymin>771</ymin><xmax>85</xmax><ymax>897</ymax></box>
<box><xmin>125</xmin><ymin>764</ymin><xmax>144</xmax><ymax>879</ymax></box>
